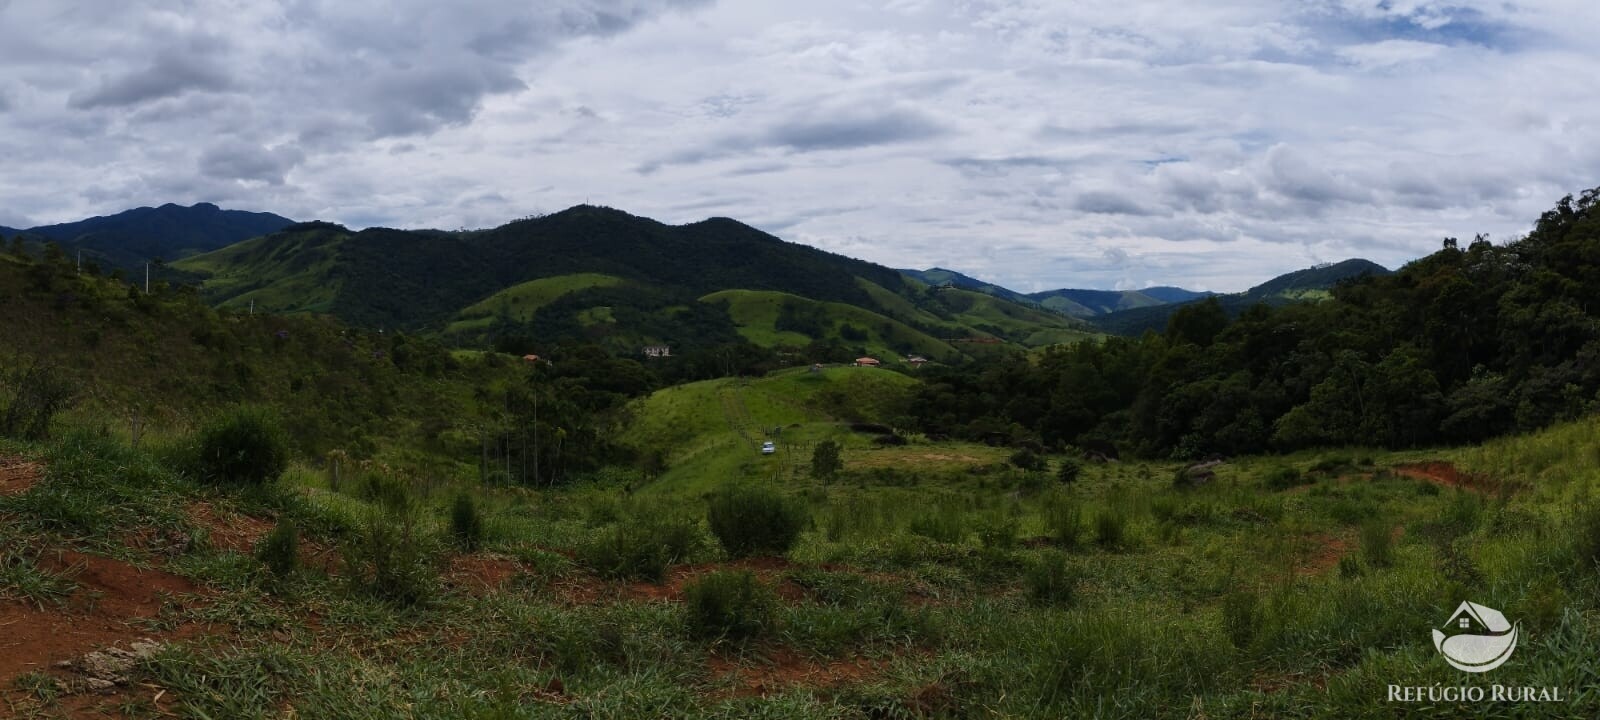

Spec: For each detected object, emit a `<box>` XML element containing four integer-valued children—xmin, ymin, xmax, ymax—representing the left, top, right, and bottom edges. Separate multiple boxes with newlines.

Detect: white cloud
<box><xmin>0</xmin><ymin>0</ymin><xmax>1597</xmax><ymax>291</ymax></box>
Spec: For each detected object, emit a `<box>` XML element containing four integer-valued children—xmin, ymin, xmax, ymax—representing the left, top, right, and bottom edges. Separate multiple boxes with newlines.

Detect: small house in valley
<box><xmin>642</xmin><ymin>345</ymin><xmax>672</xmax><ymax>358</ymax></box>
<box><xmin>854</xmin><ymin>357</ymin><xmax>881</xmax><ymax>367</ymax></box>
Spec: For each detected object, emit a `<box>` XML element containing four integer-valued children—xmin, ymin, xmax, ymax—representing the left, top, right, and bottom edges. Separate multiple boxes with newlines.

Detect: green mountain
<box><xmin>1090</xmin><ymin>258</ymin><xmax>1392</xmax><ymax>336</ymax></box>
<box><xmin>1026</xmin><ymin>288</ymin><xmax>1166</xmax><ymax>316</ymax></box>
<box><xmin>898</xmin><ymin>267</ymin><xmax>1040</xmax><ymax>306</ymax></box>
<box><xmin>16</xmin><ymin>202</ymin><xmax>295</xmax><ymax>272</ymax></box>
<box><xmin>1136</xmin><ymin>286</ymin><xmax>1213</xmax><ymax>304</ymax></box>
<box><xmin>173</xmin><ymin>206</ymin><xmax>1092</xmax><ymax>358</ymax></box>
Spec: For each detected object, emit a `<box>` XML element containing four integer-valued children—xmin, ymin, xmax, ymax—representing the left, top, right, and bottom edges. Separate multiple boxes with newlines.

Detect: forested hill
<box><xmin>171</xmin><ymin>205</ymin><xmax>1092</xmax><ymax>358</ymax></box>
<box><xmin>1090</xmin><ymin>258</ymin><xmax>1390</xmax><ymax>336</ymax></box>
<box><xmin>14</xmin><ymin>202</ymin><xmax>294</xmax><ymax>272</ymax></box>
<box><xmin>911</xmin><ymin>188</ymin><xmax>1600</xmax><ymax>457</ymax></box>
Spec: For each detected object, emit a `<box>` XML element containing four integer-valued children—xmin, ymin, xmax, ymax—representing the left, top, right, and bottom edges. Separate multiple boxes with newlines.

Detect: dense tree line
<box><xmin>911</xmin><ymin>189</ymin><xmax>1600</xmax><ymax>458</ymax></box>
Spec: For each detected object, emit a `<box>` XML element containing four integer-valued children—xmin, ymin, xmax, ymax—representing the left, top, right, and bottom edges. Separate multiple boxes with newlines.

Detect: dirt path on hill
<box><xmin>1392</xmin><ymin>461</ymin><xmax>1499</xmax><ymax>492</ymax></box>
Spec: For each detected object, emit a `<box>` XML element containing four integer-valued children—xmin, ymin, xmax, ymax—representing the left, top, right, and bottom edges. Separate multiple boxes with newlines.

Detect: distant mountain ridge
<box><xmin>171</xmin><ymin>205</ymin><xmax>1094</xmax><ymax>359</ymax></box>
<box><xmin>1090</xmin><ymin>259</ymin><xmax>1392</xmax><ymax>336</ymax></box>
<box><xmin>11</xmin><ymin>202</ymin><xmax>295</xmax><ymax>271</ymax></box>
<box><xmin>900</xmin><ymin>267</ymin><xmax>1215</xmax><ymax>319</ymax></box>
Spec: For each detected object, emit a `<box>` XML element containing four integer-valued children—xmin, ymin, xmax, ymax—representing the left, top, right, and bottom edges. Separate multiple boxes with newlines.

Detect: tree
<box><xmin>810</xmin><ymin>440</ymin><xmax>842</xmax><ymax>480</ymax></box>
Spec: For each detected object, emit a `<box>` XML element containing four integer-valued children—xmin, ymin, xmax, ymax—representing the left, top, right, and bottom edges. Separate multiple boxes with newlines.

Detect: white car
<box><xmin>761</xmin><ymin>441</ymin><xmax>776</xmax><ymax>455</ymax></box>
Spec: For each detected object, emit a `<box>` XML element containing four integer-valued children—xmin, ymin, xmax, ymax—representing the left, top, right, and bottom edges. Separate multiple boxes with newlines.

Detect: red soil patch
<box><xmin>0</xmin><ymin>550</ymin><xmax>207</xmax><ymax>687</ymax></box>
<box><xmin>445</xmin><ymin>554</ymin><xmax>523</xmax><ymax>594</ymax></box>
<box><xmin>0</xmin><ymin>455</ymin><xmax>43</xmax><ymax>496</ymax></box>
<box><xmin>624</xmin><ymin>557</ymin><xmax>808</xmax><ymax>603</ymax></box>
<box><xmin>186</xmin><ymin>501</ymin><xmax>274</xmax><ymax>554</ymax></box>
<box><xmin>547</xmin><ymin>557</ymin><xmax>811</xmax><ymax>605</ymax></box>
<box><xmin>708</xmin><ymin>647</ymin><xmax>884</xmax><ymax>698</ymax></box>
<box><xmin>1296</xmin><ymin>534</ymin><xmax>1350</xmax><ymax>575</ymax></box>
<box><xmin>1393</xmin><ymin>461</ymin><xmax>1496</xmax><ymax>492</ymax></box>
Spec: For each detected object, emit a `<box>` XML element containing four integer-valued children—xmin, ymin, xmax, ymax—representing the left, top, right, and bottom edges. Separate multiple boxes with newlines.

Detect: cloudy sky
<box><xmin>2</xmin><ymin>1</ymin><xmax>1597</xmax><ymax>291</ymax></box>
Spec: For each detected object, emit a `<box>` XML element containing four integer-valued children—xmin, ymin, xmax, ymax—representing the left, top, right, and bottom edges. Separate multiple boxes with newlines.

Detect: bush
<box><xmin>450</xmin><ymin>492</ymin><xmax>484</xmax><ymax>552</ymax></box>
<box><xmin>1010</xmin><ymin>449</ymin><xmax>1046</xmax><ymax>472</ymax></box>
<box><xmin>579</xmin><ymin>514</ymin><xmax>702</xmax><ymax>582</ymax></box>
<box><xmin>344</xmin><ymin>500</ymin><xmax>438</xmax><ymax>606</ymax></box>
<box><xmin>706</xmin><ymin>484</ymin><xmax>806</xmax><ymax>558</ymax></box>
<box><xmin>810</xmin><ymin>440</ymin><xmax>842</xmax><ymax>480</ymax></box>
<box><xmin>0</xmin><ymin>358</ymin><xmax>75</xmax><ymax>441</ymax></box>
<box><xmin>975</xmin><ymin>511</ymin><xmax>1019</xmax><ymax>550</ymax></box>
<box><xmin>255</xmin><ymin>519</ymin><xmax>300</xmax><ymax>577</ymax></box>
<box><xmin>1026</xmin><ymin>551</ymin><xmax>1077</xmax><ymax>606</ymax></box>
<box><xmin>683</xmin><ymin>570</ymin><xmax>777</xmax><ymax>640</ymax></box>
<box><xmin>909</xmin><ymin>503</ymin><xmax>967</xmax><ymax>544</ymax></box>
<box><xmin>197</xmin><ymin>406</ymin><xmax>288</xmax><ymax>486</ymax></box>
<box><xmin>1572</xmin><ymin>503</ymin><xmax>1600</xmax><ymax>575</ymax></box>
<box><xmin>1264</xmin><ymin>466</ymin><xmax>1307</xmax><ymax>491</ymax></box>
<box><xmin>1056</xmin><ymin>458</ymin><xmax>1081</xmax><ymax>485</ymax></box>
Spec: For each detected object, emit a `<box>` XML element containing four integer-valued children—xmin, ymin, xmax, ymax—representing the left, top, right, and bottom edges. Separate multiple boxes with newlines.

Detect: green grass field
<box><xmin>701</xmin><ymin>289</ymin><xmax>966</xmax><ymax>362</ymax></box>
<box><xmin>6</xmin><ymin>408</ymin><xmax>1600</xmax><ymax>717</ymax></box>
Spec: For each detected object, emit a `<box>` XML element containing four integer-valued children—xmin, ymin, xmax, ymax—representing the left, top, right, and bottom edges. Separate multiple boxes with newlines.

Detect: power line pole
<box><xmin>76</xmin><ymin>250</ymin><xmax>81</xmax><ymax>274</ymax></box>
<box><xmin>144</xmin><ymin>262</ymin><xmax>150</xmax><ymax>294</ymax></box>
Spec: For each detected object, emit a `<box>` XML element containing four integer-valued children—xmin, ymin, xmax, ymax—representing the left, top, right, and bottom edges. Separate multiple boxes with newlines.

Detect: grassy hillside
<box><xmin>447</xmin><ymin>273</ymin><xmax>625</xmax><ymax>333</ymax></box>
<box><xmin>621</xmin><ymin>365</ymin><xmax>927</xmax><ymax>492</ymax></box>
<box><xmin>704</xmin><ymin>289</ymin><xmax>966</xmax><ymax>362</ymax></box>
<box><xmin>6</xmin><ymin>376</ymin><xmax>1600</xmax><ymax>717</ymax></box>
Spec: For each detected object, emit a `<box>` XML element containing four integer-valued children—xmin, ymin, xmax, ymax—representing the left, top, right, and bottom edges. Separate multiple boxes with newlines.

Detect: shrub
<box><xmin>255</xmin><ymin>519</ymin><xmax>300</xmax><ymax>578</ymax></box>
<box><xmin>344</xmin><ymin>501</ymin><xmax>438</xmax><ymax>606</ymax></box>
<box><xmin>1360</xmin><ymin>519</ymin><xmax>1394</xmax><ymax>569</ymax></box>
<box><xmin>579</xmin><ymin>514</ymin><xmax>702</xmax><ymax>581</ymax></box>
<box><xmin>450</xmin><ymin>492</ymin><xmax>484</xmax><ymax>552</ymax></box>
<box><xmin>1010</xmin><ymin>449</ymin><xmax>1046</xmax><ymax>472</ymax></box>
<box><xmin>1264</xmin><ymin>466</ymin><xmax>1307</xmax><ymax>491</ymax></box>
<box><xmin>683</xmin><ymin>570</ymin><xmax>777</xmax><ymax>640</ymax></box>
<box><xmin>975</xmin><ymin>511</ymin><xmax>1019</xmax><ymax>550</ymax></box>
<box><xmin>810</xmin><ymin>440</ymin><xmax>842</xmax><ymax>480</ymax></box>
<box><xmin>1056</xmin><ymin>458</ymin><xmax>1081</xmax><ymax>485</ymax></box>
<box><xmin>1337</xmin><ymin>554</ymin><xmax>1363</xmax><ymax>579</ymax></box>
<box><xmin>1026</xmin><ymin>551</ymin><xmax>1077</xmax><ymax>606</ymax></box>
<box><xmin>196</xmin><ymin>406</ymin><xmax>288</xmax><ymax>486</ymax></box>
<box><xmin>0</xmin><ymin>358</ymin><xmax>75</xmax><ymax>441</ymax></box>
<box><xmin>1042</xmin><ymin>495</ymin><xmax>1083</xmax><ymax>548</ymax></box>
<box><xmin>706</xmin><ymin>484</ymin><xmax>806</xmax><ymax>558</ymax></box>
<box><xmin>1220</xmin><ymin>591</ymin><xmax>1259</xmax><ymax>650</ymax></box>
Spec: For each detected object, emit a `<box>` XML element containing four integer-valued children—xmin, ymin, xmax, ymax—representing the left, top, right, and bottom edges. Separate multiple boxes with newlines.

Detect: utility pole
<box><xmin>250</xmin><ymin>300</ymin><xmax>255</xmax><ymax>316</ymax></box>
<box><xmin>76</xmin><ymin>250</ymin><xmax>81</xmax><ymax>274</ymax></box>
<box><xmin>144</xmin><ymin>262</ymin><xmax>150</xmax><ymax>294</ymax></box>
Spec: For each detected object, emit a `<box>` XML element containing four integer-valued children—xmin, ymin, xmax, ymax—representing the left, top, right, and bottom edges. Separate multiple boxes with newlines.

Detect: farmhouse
<box><xmin>854</xmin><ymin>357</ymin><xmax>881</xmax><ymax>367</ymax></box>
<box><xmin>521</xmin><ymin>354</ymin><xmax>541</xmax><ymax>363</ymax></box>
<box><xmin>642</xmin><ymin>345</ymin><xmax>671</xmax><ymax>358</ymax></box>
<box><xmin>906</xmin><ymin>355</ymin><xmax>928</xmax><ymax>367</ymax></box>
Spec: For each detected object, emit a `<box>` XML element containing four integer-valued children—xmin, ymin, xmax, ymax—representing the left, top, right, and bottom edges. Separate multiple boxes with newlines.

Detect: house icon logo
<box><xmin>1433</xmin><ymin>601</ymin><xmax>1518</xmax><ymax>673</ymax></box>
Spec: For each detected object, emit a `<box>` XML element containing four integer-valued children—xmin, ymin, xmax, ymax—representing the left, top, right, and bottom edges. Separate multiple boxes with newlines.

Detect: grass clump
<box><xmin>683</xmin><ymin>570</ymin><xmax>776</xmax><ymax>641</ymax></box>
<box><xmin>706</xmin><ymin>483</ymin><xmax>806</xmax><ymax>558</ymax></box>
<box><xmin>450</xmin><ymin>491</ymin><xmax>484</xmax><ymax>552</ymax></box>
<box><xmin>255</xmin><ymin>519</ymin><xmax>299</xmax><ymax>578</ymax></box>
<box><xmin>1042</xmin><ymin>493</ymin><xmax>1083</xmax><ymax>548</ymax></box>
<box><xmin>1025</xmin><ymin>551</ymin><xmax>1077</xmax><ymax>606</ymax></box>
<box><xmin>1094</xmin><ymin>507</ymin><xmax>1128</xmax><ymax>549</ymax></box>
<box><xmin>197</xmin><ymin>406</ymin><xmax>288</xmax><ymax>486</ymax></box>
<box><xmin>1359</xmin><ymin>519</ymin><xmax>1394</xmax><ymax>569</ymax></box>
<box><xmin>1220</xmin><ymin>591</ymin><xmax>1259</xmax><ymax>650</ymax></box>
<box><xmin>1055</xmin><ymin>457</ymin><xmax>1081</xmax><ymax>485</ymax></box>
<box><xmin>1264</xmin><ymin>465</ymin><xmax>1308</xmax><ymax>491</ymax></box>
<box><xmin>580</xmin><ymin>514</ymin><xmax>702</xmax><ymax>582</ymax></box>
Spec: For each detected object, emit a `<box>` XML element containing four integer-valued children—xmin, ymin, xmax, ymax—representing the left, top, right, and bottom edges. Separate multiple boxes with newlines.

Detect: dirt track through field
<box><xmin>1392</xmin><ymin>461</ymin><xmax>1498</xmax><ymax>492</ymax></box>
<box><xmin>0</xmin><ymin>455</ymin><xmax>42</xmax><ymax>496</ymax></box>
